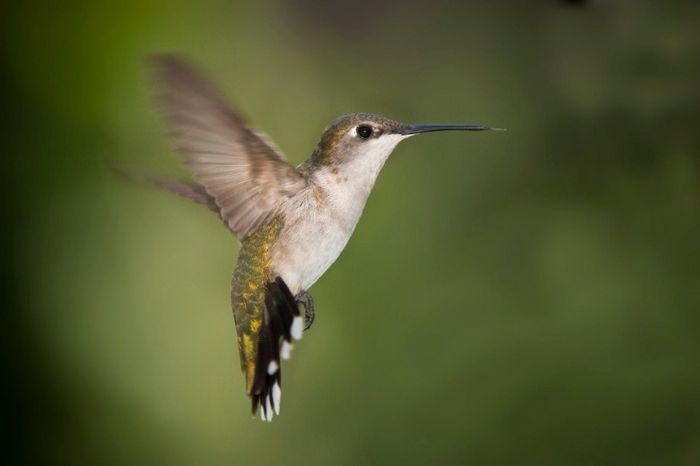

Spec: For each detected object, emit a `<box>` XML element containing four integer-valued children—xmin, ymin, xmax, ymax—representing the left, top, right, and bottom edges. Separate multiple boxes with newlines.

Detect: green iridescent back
<box><xmin>230</xmin><ymin>216</ymin><xmax>284</xmax><ymax>393</ymax></box>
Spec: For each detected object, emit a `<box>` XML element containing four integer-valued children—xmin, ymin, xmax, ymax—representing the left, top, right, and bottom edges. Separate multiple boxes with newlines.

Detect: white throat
<box><xmin>272</xmin><ymin>133</ymin><xmax>409</xmax><ymax>292</ymax></box>
<box><xmin>314</xmin><ymin>133</ymin><xmax>407</xmax><ymax>231</ymax></box>
<box><xmin>343</xmin><ymin>134</ymin><xmax>406</xmax><ymax>192</ymax></box>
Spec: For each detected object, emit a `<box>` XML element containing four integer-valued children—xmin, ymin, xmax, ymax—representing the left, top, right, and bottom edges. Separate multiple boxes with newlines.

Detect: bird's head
<box><xmin>310</xmin><ymin>112</ymin><xmax>500</xmax><ymax>167</ymax></box>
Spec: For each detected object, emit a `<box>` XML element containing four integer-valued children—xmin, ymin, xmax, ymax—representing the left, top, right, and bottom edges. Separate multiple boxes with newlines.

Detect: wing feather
<box><xmin>152</xmin><ymin>55</ymin><xmax>307</xmax><ymax>238</ymax></box>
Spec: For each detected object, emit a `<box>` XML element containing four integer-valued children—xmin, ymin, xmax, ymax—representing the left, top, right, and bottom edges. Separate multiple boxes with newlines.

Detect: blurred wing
<box><xmin>152</xmin><ymin>55</ymin><xmax>307</xmax><ymax>239</ymax></box>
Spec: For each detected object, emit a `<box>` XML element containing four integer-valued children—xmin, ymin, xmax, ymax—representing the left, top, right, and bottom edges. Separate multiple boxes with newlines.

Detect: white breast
<box><xmin>270</xmin><ymin>134</ymin><xmax>406</xmax><ymax>294</ymax></box>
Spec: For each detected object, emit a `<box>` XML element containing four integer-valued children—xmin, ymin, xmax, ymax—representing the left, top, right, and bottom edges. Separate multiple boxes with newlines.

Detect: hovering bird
<box><xmin>146</xmin><ymin>55</ymin><xmax>501</xmax><ymax>421</ymax></box>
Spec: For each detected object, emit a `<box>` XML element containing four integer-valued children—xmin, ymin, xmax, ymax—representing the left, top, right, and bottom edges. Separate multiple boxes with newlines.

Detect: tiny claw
<box><xmin>295</xmin><ymin>290</ymin><xmax>315</xmax><ymax>331</ymax></box>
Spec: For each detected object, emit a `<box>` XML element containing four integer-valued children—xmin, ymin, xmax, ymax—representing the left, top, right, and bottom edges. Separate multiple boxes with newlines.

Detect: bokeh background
<box><xmin>3</xmin><ymin>1</ymin><xmax>700</xmax><ymax>465</ymax></box>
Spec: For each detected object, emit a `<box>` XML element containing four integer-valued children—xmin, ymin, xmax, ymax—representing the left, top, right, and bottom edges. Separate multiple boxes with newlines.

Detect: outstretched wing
<box><xmin>152</xmin><ymin>55</ymin><xmax>307</xmax><ymax>239</ymax></box>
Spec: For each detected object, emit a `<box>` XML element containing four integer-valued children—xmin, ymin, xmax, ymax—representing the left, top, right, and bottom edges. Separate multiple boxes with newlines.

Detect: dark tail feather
<box><xmin>111</xmin><ymin>164</ymin><xmax>219</xmax><ymax>213</ymax></box>
<box><xmin>252</xmin><ymin>277</ymin><xmax>303</xmax><ymax>421</ymax></box>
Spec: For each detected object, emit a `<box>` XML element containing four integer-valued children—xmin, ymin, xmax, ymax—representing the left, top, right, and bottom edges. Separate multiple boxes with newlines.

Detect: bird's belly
<box><xmin>269</xmin><ymin>213</ymin><xmax>353</xmax><ymax>294</ymax></box>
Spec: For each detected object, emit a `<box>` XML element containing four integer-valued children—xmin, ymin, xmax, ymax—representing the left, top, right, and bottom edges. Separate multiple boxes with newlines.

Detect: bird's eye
<box><xmin>356</xmin><ymin>125</ymin><xmax>373</xmax><ymax>139</ymax></box>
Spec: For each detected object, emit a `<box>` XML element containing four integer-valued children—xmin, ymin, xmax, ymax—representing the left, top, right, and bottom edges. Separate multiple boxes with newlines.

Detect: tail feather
<box><xmin>252</xmin><ymin>277</ymin><xmax>303</xmax><ymax>422</ymax></box>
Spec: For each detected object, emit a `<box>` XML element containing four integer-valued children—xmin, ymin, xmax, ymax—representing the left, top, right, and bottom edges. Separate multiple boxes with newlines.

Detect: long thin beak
<box><xmin>395</xmin><ymin>124</ymin><xmax>505</xmax><ymax>135</ymax></box>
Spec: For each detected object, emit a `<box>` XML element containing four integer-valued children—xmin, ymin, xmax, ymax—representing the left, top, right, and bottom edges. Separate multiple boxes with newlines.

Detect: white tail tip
<box><xmin>291</xmin><ymin>316</ymin><xmax>303</xmax><ymax>340</ymax></box>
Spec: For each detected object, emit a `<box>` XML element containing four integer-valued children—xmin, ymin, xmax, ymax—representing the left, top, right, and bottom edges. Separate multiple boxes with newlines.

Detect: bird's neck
<box><xmin>309</xmin><ymin>135</ymin><xmax>404</xmax><ymax>232</ymax></box>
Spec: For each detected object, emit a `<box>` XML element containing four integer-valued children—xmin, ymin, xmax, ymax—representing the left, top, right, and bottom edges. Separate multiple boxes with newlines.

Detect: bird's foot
<box><xmin>295</xmin><ymin>290</ymin><xmax>315</xmax><ymax>331</ymax></box>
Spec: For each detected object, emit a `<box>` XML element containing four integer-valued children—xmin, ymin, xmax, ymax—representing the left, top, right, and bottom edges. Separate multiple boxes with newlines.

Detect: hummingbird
<box><xmin>146</xmin><ymin>55</ymin><xmax>501</xmax><ymax>422</ymax></box>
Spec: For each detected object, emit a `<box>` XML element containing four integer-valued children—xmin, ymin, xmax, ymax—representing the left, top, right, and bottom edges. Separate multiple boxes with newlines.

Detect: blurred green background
<box><xmin>3</xmin><ymin>1</ymin><xmax>700</xmax><ymax>465</ymax></box>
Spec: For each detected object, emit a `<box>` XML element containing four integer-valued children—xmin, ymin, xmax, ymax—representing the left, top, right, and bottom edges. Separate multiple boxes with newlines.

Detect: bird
<box><xmin>145</xmin><ymin>55</ymin><xmax>502</xmax><ymax>422</ymax></box>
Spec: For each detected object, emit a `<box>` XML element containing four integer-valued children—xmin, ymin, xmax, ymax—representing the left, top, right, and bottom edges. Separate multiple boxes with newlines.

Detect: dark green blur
<box><xmin>3</xmin><ymin>1</ymin><xmax>700</xmax><ymax>465</ymax></box>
